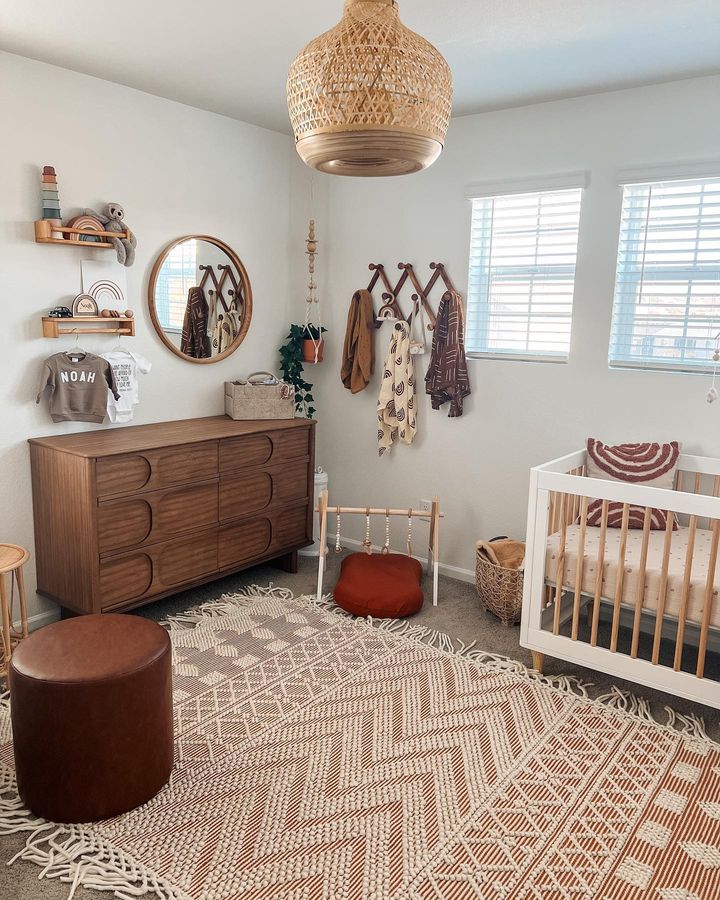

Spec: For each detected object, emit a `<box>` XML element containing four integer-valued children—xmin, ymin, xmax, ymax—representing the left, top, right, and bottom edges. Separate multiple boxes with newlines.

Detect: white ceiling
<box><xmin>1</xmin><ymin>0</ymin><xmax>719</xmax><ymax>134</ymax></box>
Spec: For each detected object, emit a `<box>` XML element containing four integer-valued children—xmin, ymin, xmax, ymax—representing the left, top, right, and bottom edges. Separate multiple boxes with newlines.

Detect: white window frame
<box><xmin>465</xmin><ymin>175</ymin><xmax>587</xmax><ymax>364</ymax></box>
<box><xmin>609</xmin><ymin>170</ymin><xmax>720</xmax><ymax>375</ymax></box>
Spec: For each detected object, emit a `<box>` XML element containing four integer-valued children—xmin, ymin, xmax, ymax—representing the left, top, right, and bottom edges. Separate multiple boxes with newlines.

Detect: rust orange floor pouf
<box><xmin>333</xmin><ymin>552</ymin><xmax>424</xmax><ymax>618</ymax></box>
<box><xmin>9</xmin><ymin>614</ymin><xmax>173</xmax><ymax>823</ymax></box>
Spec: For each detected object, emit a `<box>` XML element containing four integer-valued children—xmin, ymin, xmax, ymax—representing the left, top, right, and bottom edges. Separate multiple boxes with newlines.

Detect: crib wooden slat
<box><xmin>652</xmin><ymin>511</ymin><xmax>675</xmax><ymax>665</ymax></box>
<box><xmin>548</xmin><ymin>492</ymin><xmax>556</xmax><ymax>536</ymax></box>
<box><xmin>570</xmin><ymin>476</ymin><xmax>580</xmax><ymax>523</ymax></box>
<box><xmin>553</xmin><ymin>493</ymin><xmax>568</xmax><ymax>636</ymax></box>
<box><xmin>694</xmin><ymin>472</ymin><xmax>702</xmax><ymax>495</ymax></box>
<box><xmin>571</xmin><ymin>496</ymin><xmax>589</xmax><ymax>641</ymax></box>
<box><xmin>590</xmin><ymin>499</ymin><xmax>609</xmax><ymax>647</ymax></box>
<box><xmin>674</xmin><ymin>514</ymin><xmax>697</xmax><ymax>672</ymax></box>
<box><xmin>697</xmin><ymin>518</ymin><xmax>720</xmax><ymax>679</ymax></box>
<box><xmin>631</xmin><ymin>505</ymin><xmax>653</xmax><ymax>659</ymax></box>
<box><xmin>610</xmin><ymin>503</ymin><xmax>631</xmax><ymax>653</ymax></box>
<box><xmin>713</xmin><ymin>475</ymin><xmax>720</xmax><ymax>498</ymax></box>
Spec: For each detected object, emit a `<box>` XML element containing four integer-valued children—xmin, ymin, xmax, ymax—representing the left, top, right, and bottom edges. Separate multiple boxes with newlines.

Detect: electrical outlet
<box><xmin>420</xmin><ymin>498</ymin><xmax>431</xmax><ymax>522</ymax></box>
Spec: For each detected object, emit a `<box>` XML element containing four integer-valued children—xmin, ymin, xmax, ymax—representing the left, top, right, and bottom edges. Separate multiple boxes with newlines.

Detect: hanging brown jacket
<box><xmin>424</xmin><ymin>290</ymin><xmax>471</xmax><ymax>417</ymax></box>
<box><xmin>341</xmin><ymin>289</ymin><xmax>375</xmax><ymax>393</ymax></box>
<box><xmin>180</xmin><ymin>286</ymin><xmax>211</xmax><ymax>359</ymax></box>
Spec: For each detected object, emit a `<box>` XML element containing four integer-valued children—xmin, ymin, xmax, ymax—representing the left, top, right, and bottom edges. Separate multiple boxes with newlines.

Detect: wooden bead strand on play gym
<box><xmin>383</xmin><ymin>510</ymin><xmax>391</xmax><ymax>555</ymax></box>
<box><xmin>335</xmin><ymin>508</ymin><xmax>342</xmax><ymax>553</ymax></box>
<box><xmin>407</xmin><ymin>510</ymin><xmax>413</xmax><ymax>557</ymax></box>
<box><xmin>363</xmin><ymin>508</ymin><xmax>372</xmax><ymax>554</ymax></box>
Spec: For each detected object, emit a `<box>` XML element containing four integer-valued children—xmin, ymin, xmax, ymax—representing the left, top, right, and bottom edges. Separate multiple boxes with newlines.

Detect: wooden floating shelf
<box><xmin>34</xmin><ymin>220</ymin><xmax>129</xmax><ymax>249</ymax></box>
<box><xmin>42</xmin><ymin>316</ymin><xmax>135</xmax><ymax>339</ymax></box>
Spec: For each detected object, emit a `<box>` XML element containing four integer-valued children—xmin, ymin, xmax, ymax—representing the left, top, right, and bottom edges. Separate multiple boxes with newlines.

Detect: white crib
<box><xmin>521</xmin><ymin>449</ymin><xmax>720</xmax><ymax>710</ymax></box>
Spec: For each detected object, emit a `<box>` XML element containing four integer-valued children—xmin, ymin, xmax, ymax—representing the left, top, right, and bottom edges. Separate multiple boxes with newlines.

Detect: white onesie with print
<box><xmin>101</xmin><ymin>350</ymin><xmax>152</xmax><ymax>424</ymax></box>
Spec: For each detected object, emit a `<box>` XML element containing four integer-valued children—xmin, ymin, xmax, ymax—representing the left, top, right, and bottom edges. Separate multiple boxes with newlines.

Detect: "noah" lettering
<box><xmin>60</xmin><ymin>370</ymin><xmax>96</xmax><ymax>384</ymax></box>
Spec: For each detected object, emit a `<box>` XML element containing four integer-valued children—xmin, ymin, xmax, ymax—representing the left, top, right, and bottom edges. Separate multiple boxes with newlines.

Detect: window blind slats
<box><xmin>609</xmin><ymin>177</ymin><xmax>720</xmax><ymax>372</ymax></box>
<box><xmin>466</xmin><ymin>188</ymin><xmax>582</xmax><ymax>359</ymax></box>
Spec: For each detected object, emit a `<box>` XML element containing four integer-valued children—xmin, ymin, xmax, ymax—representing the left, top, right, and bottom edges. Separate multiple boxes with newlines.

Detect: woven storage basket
<box><xmin>475</xmin><ymin>541</ymin><xmax>524</xmax><ymax>627</ymax></box>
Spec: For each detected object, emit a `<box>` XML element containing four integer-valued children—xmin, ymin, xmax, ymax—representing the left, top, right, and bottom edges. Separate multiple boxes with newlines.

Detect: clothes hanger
<box><xmin>66</xmin><ymin>329</ymin><xmax>88</xmax><ymax>357</ymax></box>
<box><xmin>109</xmin><ymin>330</ymin><xmax>132</xmax><ymax>354</ymax></box>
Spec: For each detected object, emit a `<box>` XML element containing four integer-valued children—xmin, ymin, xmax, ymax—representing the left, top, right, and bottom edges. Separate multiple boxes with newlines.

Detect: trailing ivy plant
<box><xmin>278</xmin><ymin>323</ymin><xmax>326</xmax><ymax>418</ymax></box>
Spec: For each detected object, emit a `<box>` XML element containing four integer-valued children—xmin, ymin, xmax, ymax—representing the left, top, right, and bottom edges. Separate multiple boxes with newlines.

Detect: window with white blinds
<box><xmin>465</xmin><ymin>187</ymin><xmax>583</xmax><ymax>360</ymax></box>
<box><xmin>609</xmin><ymin>177</ymin><xmax>720</xmax><ymax>372</ymax></box>
<box><xmin>155</xmin><ymin>239</ymin><xmax>198</xmax><ymax>333</ymax></box>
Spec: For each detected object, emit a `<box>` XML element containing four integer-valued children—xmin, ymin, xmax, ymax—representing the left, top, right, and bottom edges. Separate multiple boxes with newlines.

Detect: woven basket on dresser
<box><xmin>475</xmin><ymin>547</ymin><xmax>524</xmax><ymax>627</ymax></box>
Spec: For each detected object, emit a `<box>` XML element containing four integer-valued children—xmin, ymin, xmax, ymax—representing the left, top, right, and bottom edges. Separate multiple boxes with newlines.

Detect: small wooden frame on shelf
<box><xmin>34</xmin><ymin>220</ymin><xmax>129</xmax><ymax>249</ymax></box>
<box><xmin>42</xmin><ymin>316</ymin><xmax>135</xmax><ymax>339</ymax></box>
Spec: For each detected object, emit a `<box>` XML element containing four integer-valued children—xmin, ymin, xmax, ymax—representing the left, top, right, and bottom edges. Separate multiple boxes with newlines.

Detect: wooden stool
<box><xmin>0</xmin><ymin>544</ymin><xmax>30</xmax><ymax>679</ymax></box>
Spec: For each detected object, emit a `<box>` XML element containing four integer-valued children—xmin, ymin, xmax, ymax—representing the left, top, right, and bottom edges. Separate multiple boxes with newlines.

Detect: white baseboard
<box><xmin>339</xmin><ymin>538</ymin><xmax>475</xmax><ymax>585</ymax></box>
<box><xmin>16</xmin><ymin>608</ymin><xmax>60</xmax><ymax>633</ymax></box>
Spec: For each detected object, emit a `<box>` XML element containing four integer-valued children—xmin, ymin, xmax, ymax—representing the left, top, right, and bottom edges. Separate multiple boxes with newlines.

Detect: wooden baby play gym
<box><xmin>315</xmin><ymin>490</ymin><xmax>443</xmax><ymax>614</ymax></box>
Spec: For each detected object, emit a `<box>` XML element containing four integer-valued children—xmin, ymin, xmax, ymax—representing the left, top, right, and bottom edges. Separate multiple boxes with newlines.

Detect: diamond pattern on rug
<box><xmin>1</xmin><ymin>592</ymin><xmax>719</xmax><ymax>900</ymax></box>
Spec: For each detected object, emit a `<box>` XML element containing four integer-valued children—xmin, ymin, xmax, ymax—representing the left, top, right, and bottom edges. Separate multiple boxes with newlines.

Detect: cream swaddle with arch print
<box><xmin>377</xmin><ymin>321</ymin><xmax>417</xmax><ymax>456</ymax></box>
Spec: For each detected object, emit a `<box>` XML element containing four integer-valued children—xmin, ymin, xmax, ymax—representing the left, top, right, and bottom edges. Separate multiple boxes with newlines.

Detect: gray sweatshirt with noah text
<box><xmin>37</xmin><ymin>352</ymin><xmax>120</xmax><ymax>423</ymax></box>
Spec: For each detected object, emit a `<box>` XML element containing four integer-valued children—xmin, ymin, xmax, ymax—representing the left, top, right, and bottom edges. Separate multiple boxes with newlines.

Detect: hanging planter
<box><xmin>279</xmin><ymin>324</ymin><xmax>325</xmax><ymax>418</ymax></box>
<box><xmin>302</xmin><ymin>325</ymin><xmax>326</xmax><ymax>364</ymax></box>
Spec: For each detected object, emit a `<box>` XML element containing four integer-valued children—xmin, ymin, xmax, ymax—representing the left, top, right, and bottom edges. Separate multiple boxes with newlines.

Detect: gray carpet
<box><xmin>2</xmin><ymin>552</ymin><xmax>718</xmax><ymax>900</ymax></box>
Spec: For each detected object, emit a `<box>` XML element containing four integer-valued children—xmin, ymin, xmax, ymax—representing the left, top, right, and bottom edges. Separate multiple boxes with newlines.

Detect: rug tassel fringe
<box><xmin>163</xmin><ymin>584</ymin><xmax>294</xmax><ymax>630</ymax></box>
<box><xmin>0</xmin><ymin>763</ymin><xmax>186</xmax><ymax>899</ymax></box>
<box><xmin>0</xmin><ymin>811</ymin><xmax>188</xmax><ymax>900</ymax></box>
<box><xmin>664</xmin><ymin>705</ymin><xmax>710</xmax><ymax>741</ymax></box>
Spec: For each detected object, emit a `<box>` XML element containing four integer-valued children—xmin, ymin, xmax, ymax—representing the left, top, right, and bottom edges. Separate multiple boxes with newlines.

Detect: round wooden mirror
<box><xmin>148</xmin><ymin>235</ymin><xmax>252</xmax><ymax>363</ymax></box>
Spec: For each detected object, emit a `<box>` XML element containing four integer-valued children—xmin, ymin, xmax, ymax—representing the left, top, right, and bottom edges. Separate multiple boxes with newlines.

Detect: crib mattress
<box><xmin>545</xmin><ymin>525</ymin><xmax>720</xmax><ymax>629</ymax></box>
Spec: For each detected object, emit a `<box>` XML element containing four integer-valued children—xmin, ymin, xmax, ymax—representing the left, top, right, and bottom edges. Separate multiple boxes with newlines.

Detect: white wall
<box><xmin>0</xmin><ymin>52</ymin><xmax>313</xmax><ymax>621</ymax></box>
<box><xmin>314</xmin><ymin>76</ymin><xmax>720</xmax><ymax>575</ymax></box>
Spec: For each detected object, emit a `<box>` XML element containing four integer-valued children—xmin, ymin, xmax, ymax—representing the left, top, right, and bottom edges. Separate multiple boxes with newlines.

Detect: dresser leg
<box><xmin>271</xmin><ymin>550</ymin><xmax>299</xmax><ymax>575</ymax></box>
<box><xmin>531</xmin><ymin>651</ymin><xmax>545</xmax><ymax>674</ymax></box>
<box><xmin>60</xmin><ymin>607</ymin><xmax>80</xmax><ymax>620</ymax></box>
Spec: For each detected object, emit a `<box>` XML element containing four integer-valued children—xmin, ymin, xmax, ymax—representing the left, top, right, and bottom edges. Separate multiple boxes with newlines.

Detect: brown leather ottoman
<box><xmin>9</xmin><ymin>614</ymin><xmax>173</xmax><ymax>823</ymax></box>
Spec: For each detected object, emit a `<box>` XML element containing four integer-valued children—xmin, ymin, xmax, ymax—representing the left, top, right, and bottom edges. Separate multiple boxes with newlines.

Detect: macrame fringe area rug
<box><xmin>1</xmin><ymin>586</ymin><xmax>719</xmax><ymax>900</ymax></box>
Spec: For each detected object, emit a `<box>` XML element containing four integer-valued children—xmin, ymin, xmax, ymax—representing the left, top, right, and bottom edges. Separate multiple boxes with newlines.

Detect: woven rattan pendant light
<box><xmin>287</xmin><ymin>0</ymin><xmax>452</xmax><ymax>177</ymax></box>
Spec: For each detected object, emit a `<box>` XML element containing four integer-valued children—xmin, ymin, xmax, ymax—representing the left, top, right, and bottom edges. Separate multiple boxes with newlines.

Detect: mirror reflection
<box><xmin>149</xmin><ymin>236</ymin><xmax>252</xmax><ymax>363</ymax></box>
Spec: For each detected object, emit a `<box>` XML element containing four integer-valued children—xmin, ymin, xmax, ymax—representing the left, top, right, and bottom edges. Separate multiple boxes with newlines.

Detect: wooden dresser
<box><xmin>29</xmin><ymin>416</ymin><xmax>315</xmax><ymax>615</ymax></box>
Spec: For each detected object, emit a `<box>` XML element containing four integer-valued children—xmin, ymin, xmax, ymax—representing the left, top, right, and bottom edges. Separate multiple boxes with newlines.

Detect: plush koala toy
<box><xmin>83</xmin><ymin>202</ymin><xmax>137</xmax><ymax>266</ymax></box>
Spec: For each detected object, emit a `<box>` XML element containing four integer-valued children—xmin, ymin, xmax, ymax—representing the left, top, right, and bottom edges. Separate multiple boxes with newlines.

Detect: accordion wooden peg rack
<box><xmin>364</xmin><ymin>261</ymin><xmax>456</xmax><ymax>329</ymax></box>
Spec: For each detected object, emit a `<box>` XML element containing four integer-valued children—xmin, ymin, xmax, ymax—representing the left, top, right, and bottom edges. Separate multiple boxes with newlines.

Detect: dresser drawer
<box><xmin>273</xmin><ymin>428</ymin><xmax>310</xmax><ymax>461</ymax></box>
<box><xmin>99</xmin><ymin>529</ymin><xmax>218</xmax><ymax>610</ymax></box>
<box><xmin>155</xmin><ymin>530</ymin><xmax>218</xmax><ymax>588</ymax></box>
<box><xmin>219</xmin><ymin>517</ymin><xmax>273</xmax><ymax>569</ymax></box>
<box><xmin>270</xmin><ymin>502</ymin><xmax>310</xmax><ymax>551</ymax></box>
<box><xmin>99</xmin><ymin>551</ymin><xmax>154</xmax><ymax>609</ymax></box>
<box><xmin>95</xmin><ymin>442</ymin><xmax>218</xmax><ymax>498</ymax></box>
<box><xmin>98</xmin><ymin>481</ymin><xmax>219</xmax><ymax>555</ymax></box>
<box><xmin>219</xmin><ymin>503</ymin><xmax>309</xmax><ymax>569</ymax></box>
<box><xmin>219</xmin><ymin>459</ymin><xmax>309</xmax><ymax>523</ymax></box>
<box><xmin>219</xmin><ymin>434</ymin><xmax>274</xmax><ymax>472</ymax></box>
<box><xmin>219</xmin><ymin>427</ymin><xmax>310</xmax><ymax>474</ymax></box>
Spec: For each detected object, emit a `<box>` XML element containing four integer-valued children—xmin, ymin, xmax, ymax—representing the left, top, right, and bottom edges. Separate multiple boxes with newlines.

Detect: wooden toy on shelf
<box><xmin>40</xmin><ymin>165</ymin><xmax>62</xmax><ymax>239</ymax></box>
